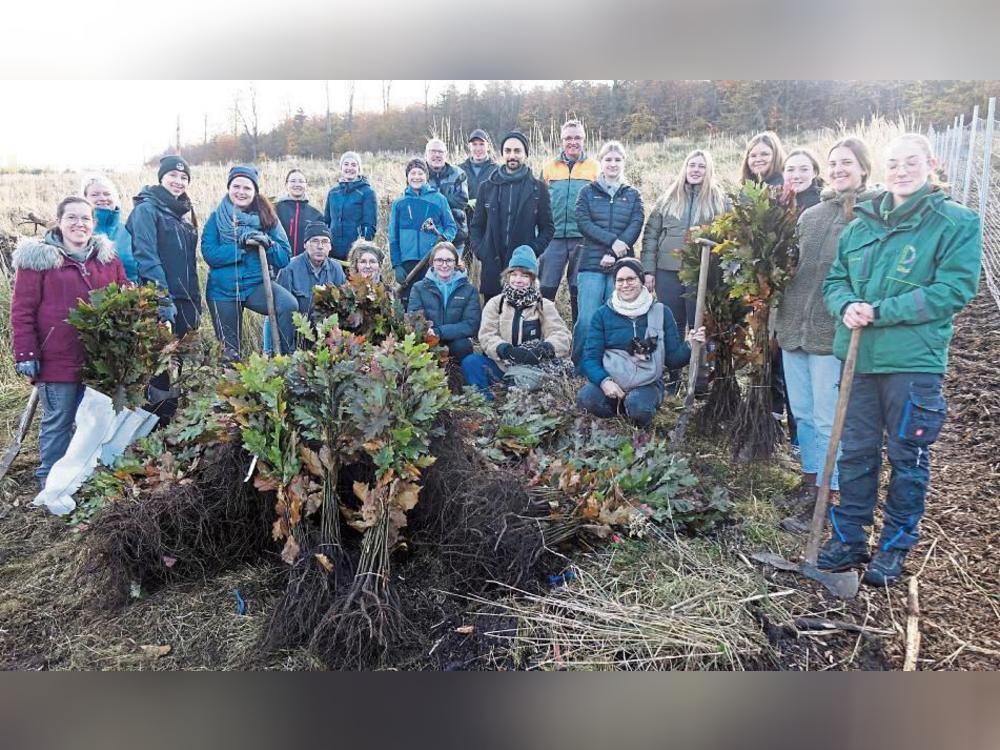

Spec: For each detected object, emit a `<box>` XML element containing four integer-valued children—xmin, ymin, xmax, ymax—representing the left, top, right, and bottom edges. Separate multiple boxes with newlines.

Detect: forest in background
<box><xmin>149</xmin><ymin>80</ymin><xmax>1000</xmax><ymax>166</ymax></box>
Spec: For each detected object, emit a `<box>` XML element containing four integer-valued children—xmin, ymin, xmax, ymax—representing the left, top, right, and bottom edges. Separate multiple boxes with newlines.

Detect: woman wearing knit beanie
<box><xmin>577</xmin><ymin>258</ymin><xmax>703</xmax><ymax>427</ymax></box>
<box><xmin>201</xmin><ymin>164</ymin><xmax>297</xmax><ymax>360</ymax></box>
<box><xmin>462</xmin><ymin>245</ymin><xmax>571</xmax><ymax>399</ymax></box>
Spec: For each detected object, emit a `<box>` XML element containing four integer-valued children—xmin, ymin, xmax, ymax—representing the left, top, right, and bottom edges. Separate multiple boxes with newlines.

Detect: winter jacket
<box><xmin>388</xmin><ymin>185</ymin><xmax>457</xmax><ymax>270</ymax></box>
<box><xmin>460</xmin><ymin>157</ymin><xmax>498</xmax><ymax>202</ymax></box>
<box><xmin>478</xmin><ymin>291</ymin><xmax>571</xmax><ymax>372</ymax></box>
<box><xmin>470</xmin><ymin>167</ymin><xmax>555</xmax><ymax>298</ymax></box>
<box><xmin>775</xmin><ymin>186</ymin><xmax>881</xmax><ymax>355</ymax></box>
<box><xmin>11</xmin><ymin>233</ymin><xmax>128</xmax><ymax>383</ymax></box>
<box><xmin>541</xmin><ymin>153</ymin><xmax>599</xmax><ymax>238</ymax></box>
<box><xmin>275</xmin><ymin>197</ymin><xmax>323</xmax><ymax>258</ymax></box>
<box><xmin>641</xmin><ymin>185</ymin><xmax>728</xmax><ymax>273</ymax></box>
<box><xmin>275</xmin><ymin>251</ymin><xmax>347</xmax><ymax>315</ymax></box>
<box><xmin>95</xmin><ymin>206</ymin><xmax>137</xmax><ymax>282</ymax></box>
<box><xmin>575</xmin><ymin>180</ymin><xmax>645</xmax><ymax>274</ymax></box>
<box><xmin>823</xmin><ymin>184</ymin><xmax>982</xmax><ymax>374</ymax></box>
<box><xmin>427</xmin><ymin>164</ymin><xmax>470</xmax><ymax>246</ymax></box>
<box><xmin>580</xmin><ymin>301</ymin><xmax>690</xmax><ymax>387</ymax></box>
<box><xmin>406</xmin><ymin>270</ymin><xmax>481</xmax><ymax>357</ymax></box>
<box><xmin>323</xmin><ymin>177</ymin><xmax>377</xmax><ymax>260</ymax></box>
<box><xmin>127</xmin><ymin>185</ymin><xmax>200</xmax><ymax>303</ymax></box>
<box><xmin>201</xmin><ymin>211</ymin><xmax>292</xmax><ymax>302</ymax></box>
<box><xmin>794</xmin><ymin>183</ymin><xmax>822</xmax><ymax>212</ymax></box>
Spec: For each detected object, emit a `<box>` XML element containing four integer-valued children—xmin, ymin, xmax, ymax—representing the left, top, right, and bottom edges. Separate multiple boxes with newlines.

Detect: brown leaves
<box><xmin>280</xmin><ymin>535</ymin><xmax>301</xmax><ymax>565</ymax></box>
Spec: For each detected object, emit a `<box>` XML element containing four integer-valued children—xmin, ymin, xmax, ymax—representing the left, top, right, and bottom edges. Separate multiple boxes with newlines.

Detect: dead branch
<box><xmin>903</xmin><ymin>577</ymin><xmax>921</xmax><ymax>671</ymax></box>
<box><xmin>793</xmin><ymin>617</ymin><xmax>892</xmax><ymax>641</ymax></box>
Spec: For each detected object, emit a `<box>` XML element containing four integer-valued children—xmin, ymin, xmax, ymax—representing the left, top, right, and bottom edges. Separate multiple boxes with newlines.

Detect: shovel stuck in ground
<box><xmin>752</xmin><ymin>326</ymin><xmax>863</xmax><ymax>599</ymax></box>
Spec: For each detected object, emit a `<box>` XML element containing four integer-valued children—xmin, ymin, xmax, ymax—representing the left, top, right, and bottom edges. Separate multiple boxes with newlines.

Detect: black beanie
<box><xmin>158</xmin><ymin>155</ymin><xmax>191</xmax><ymax>183</ymax></box>
<box><xmin>405</xmin><ymin>158</ymin><xmax>428</xmax><ymax>177</ymax></box>
<box><xmin>611</xmin><ymin>257</ymin><xmax>645</xmax><ymax>281</ymax></box>
<box><xmin>304</xmin><ymin>221</ymin><xmax>332</xmax><ymax>242</ymax></box>
<box><xmin>500</xmin><ymin>130</ymin><xmax>530</xmax><ymax>158</ymax></box>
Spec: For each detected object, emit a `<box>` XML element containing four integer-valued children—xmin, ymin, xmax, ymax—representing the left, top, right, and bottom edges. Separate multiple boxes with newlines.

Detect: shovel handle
<box><xmin>246</xmin><ymin>239</ymin><xmax>282</xmax><ymax>356</ymax></box>
<box><xmin>804</xmin><ymin>326</ymin><xmax>862</xmax><ymax>564</ymax></box>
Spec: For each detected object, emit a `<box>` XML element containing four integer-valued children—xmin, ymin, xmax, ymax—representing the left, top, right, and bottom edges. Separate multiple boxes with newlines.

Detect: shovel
<box><xmin>246</xmin><ymin>239</ymin><xmax>282</xmax><ymax>356</ymax></box>
<box><xmin>671</xmin><ymin>237</ymin><xmax>715</xmax><ymax>446</ymax></box>
<box><xmin>0</xmin><ymin>386</ymin><xmax>39</xmax><ymax>481</ymax></box>
<box><xmin>752</xmin><ymin>326</ymin><xmax>863</xmax><ymax>599</ymax></box>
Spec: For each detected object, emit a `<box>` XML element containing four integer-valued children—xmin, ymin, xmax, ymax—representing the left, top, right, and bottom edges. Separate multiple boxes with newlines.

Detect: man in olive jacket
<box><xmin>470</xmin><ymin>130</ymin><xmax>555</xmax><ymax>299</ymax></box>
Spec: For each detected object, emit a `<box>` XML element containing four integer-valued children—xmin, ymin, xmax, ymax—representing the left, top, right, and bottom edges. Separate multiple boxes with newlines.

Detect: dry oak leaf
<box><xmin>280</xmin><ymin>535</ymin><xmax>301</xmax><ymax>565</ymax></box>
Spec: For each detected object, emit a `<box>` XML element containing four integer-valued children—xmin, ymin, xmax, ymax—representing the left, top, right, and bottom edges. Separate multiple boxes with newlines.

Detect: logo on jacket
<box><xmin>896</xmin><ymin>244</ymin><xmax>918</xmax><ymax>275</ymax></box>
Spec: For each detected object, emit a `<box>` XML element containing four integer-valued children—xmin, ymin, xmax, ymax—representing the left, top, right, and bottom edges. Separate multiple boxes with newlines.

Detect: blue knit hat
<box><xmin>506</xmin><ymin>245</ymin><xmax>538</xmax><ymax>275</ymax></box>
<box><xmin>227</xmin><ymin>164</ymin><xmax>259</xmax><ymax>191</ymax></box>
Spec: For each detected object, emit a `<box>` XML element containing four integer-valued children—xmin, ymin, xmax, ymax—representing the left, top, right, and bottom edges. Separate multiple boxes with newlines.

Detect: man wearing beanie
<box><xmin>470</xmin><ymin>130</ymin><xmax>554</xmax><ymax>299</ymax></box>
<box><xmin>540</xmin><ymin>119</ymin><xmax>599</xmax><ymax>317</ymax></box>
<box><xmin>275</xmin><ymin>221</ymin><xmax>346</xmax><ymax>322</ymax></box>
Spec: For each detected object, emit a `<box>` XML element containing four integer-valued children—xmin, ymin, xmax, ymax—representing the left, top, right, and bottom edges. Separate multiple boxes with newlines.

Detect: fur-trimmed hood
<box><xmin>12</xmin><ymin>232</ymin><xmax>117</xmax><ymax>272</ymax></box>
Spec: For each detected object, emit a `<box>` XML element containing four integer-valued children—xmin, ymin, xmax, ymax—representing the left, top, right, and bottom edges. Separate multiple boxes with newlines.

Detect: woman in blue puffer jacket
<box><xmin>81</xmin><ymin>173</ymin><xmax>137</xmax><ymax>282</ymax></box>
<box><xmin>324</xmin><ymin>151</ymin><xmax>378</xmax><ymax>260</ymax></box>
<box><xmin>201</xmin><ymin>164</ymin><xmax>297</xmax><ymax>360</ymax></box>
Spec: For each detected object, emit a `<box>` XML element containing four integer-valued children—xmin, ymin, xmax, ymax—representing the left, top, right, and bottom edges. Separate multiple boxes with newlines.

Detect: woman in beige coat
<box><xmin>461</xmin><ymin>245</ymin><xmax>571</xmax><ymax>399</ymax></box>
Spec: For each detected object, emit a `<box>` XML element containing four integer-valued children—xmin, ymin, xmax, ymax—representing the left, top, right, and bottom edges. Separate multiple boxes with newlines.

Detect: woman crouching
<box><xmin>577</xmin><ymin>258</ymin><xmax>703</xmax><ymax>427</ymax></box>
<box><xmin>462</xmin><ymin>245</ymin><xmax>571</xmax><ymax>398</ymax></box>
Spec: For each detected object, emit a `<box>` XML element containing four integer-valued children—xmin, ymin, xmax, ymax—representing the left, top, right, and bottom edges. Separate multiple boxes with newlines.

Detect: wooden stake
<box><xmin>903</xmin><ymin>576</ymin><xmax>921</xmax><ymax>671</ymax></box>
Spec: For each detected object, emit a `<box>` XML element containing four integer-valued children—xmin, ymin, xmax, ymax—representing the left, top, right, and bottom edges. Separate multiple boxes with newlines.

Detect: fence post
<box><xmin>962</xmin><ymin>105</ymin><xmax>980</xmax><ymax>205</ymax></box>
<box><xmin>952</xmin><ymin>113</ymin><xmax>965</xmax><ymax>188</ymax></box>
<box><xmin>978</xmin><ymin>97</ymin><xmax>995</xmax><ymax>222</ymax></box>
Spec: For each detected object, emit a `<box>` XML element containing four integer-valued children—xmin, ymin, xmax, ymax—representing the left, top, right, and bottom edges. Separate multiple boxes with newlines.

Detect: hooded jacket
<box><xmin>406</xmin><ymin>269</ymin><xmax>481</xmax><ymax>357</ymax></box>
<box><xmin>478</xmin><ymin>289</ymin><xmax>571</xmax><ymax>371</ymax></box>
<box><xmin>11</xmin><ymin>233</ymin><xmax>127</xmax><ymax>383</ymax></box>
<box><xmin>95</xmin><ymin>206</ymin><xmax>137</xmax><ymax>282</ymax></box>
<box><xmin>275</xmin><ymin>251</ymin><xmax>347</xmax><ymax>315</ymax></box>
<box><xmin>460</xmin><ymin>157</ymin><xmax>498</xmax><ymax>202</ymax></box>
<box><xmin>201</xmin><ymin>208</ymin><xmax>292</xmax><ymax>302</ymax></box>
<box><xmin>427</xmin><ymin>163</ymin><xmax>470</xmax><ymax>246</ymax></box>
<box><xmin>541</xmin><ymin>153</ymin><xmax>600</xmax><ymax>238</ymax></box>
<box><xmin>323</xmin><ymin>177</ymin><xmax>377</xmax><ymax>260</ymax></box>
<box><xmin>127</xmin><ymin>185</ymin><xmax>200</xmax><ymax>303</ymax></box>
<box><xmin>275</xmin><ymin>197</ymin><xmax>323</xmax><ymax>258</ymax></box>
<box><xmin>388</xmin><ymin>184</ymin><xmax>457</xmax><ymax>269</ymax></box>
<box><xmin>823</xmin><ymin>184</ymin><xmax>982</xmax><ymax>374</ymax></box>
<box><xmin>641</xmin><ymin>184</ymin><xmax>729</xmax><ymax>273</ymax></box>
<box><xmin>470</xmin><ymin>167</ymin><xmax>555</xmax><ymax>298</ymax></box>
<box><xmin>775</xmin><ymin>186</ymin><xmax>882</xmax><ymax>355</ymax></box>
<box><xmin>575</xmin><ymin>179</ymin><xmax>645</xmax><ymax>274</ymax></box>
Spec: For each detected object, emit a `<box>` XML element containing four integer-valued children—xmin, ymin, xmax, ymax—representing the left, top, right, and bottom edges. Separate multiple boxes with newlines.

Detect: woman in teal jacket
<box><xmin>202</xmin><ymin>164</ymin><xmax>297</xmax><ymax>360</ymax></box>
<box><xmin>818</xmin><ymin>133</ymin><xmax>982</xmax><ymax>586</ymax></box>
<box><xmin>81</xmin><ymin>174</ymin><xmax>137</xmax><ymax>282</ymax></box>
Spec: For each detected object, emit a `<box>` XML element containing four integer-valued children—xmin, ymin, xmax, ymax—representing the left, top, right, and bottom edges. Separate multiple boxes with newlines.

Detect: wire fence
<box><xmin>928</xmin><ymin>97</ymin><xmax>999</xmax><ymax>312</ymax></box>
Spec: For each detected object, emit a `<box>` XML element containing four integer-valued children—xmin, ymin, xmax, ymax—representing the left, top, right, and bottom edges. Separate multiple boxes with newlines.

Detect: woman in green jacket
<box><xmin>641</xmin><ymin>149</ymin><xmax>728</xmax><ymax>391</ymax></box>
<box><xmin>818</xmin><ymin>133</ymin><xmax>982</xmax><ymax>586</ymax></box>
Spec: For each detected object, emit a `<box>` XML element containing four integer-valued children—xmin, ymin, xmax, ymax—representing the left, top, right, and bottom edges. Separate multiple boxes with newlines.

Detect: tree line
<box><xmin>153</xmin><ymin>80</ymin><xmax>1000</xmax><ymax>166</ymax></box>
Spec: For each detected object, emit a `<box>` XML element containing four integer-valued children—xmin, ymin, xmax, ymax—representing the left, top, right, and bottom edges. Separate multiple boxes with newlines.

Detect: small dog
<box><xmin>628</xmin><ymin>335</ymin><xmax>658</xmax><ymax>361</ymax></box>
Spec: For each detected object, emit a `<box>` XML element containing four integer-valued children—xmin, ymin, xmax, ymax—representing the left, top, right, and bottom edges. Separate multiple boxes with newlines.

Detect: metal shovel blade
<box><xmin>751</xmin><ymin>552</ymin><xmax>860</xmax><ymax>600</ymax></box>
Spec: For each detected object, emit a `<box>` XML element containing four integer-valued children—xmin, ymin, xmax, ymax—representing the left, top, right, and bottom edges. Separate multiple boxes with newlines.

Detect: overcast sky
<box><xmin>0</xmin><ymin>80</ymin><xmax>558</xmax><ymax>171</ymax></box>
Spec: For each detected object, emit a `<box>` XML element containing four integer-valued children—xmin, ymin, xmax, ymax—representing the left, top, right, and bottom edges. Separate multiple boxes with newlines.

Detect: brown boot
<box><xmin>780</xmin><ymin>489</ymin><xmax>837</xmax><ymax>535</ymax></box>
<box><xmin>780</xmin><ymin>472</ymin><xmax>816</xmax><ymax>510</ymax></box>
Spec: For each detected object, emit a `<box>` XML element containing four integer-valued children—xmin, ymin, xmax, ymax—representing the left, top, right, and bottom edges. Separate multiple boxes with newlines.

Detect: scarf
<box><xmin>598</xmin><ymin>174</ymin><xmax>623</xmax><ymax>198</ymax></box>
<box><xmin>494</xmin><ymin>164</ymin><xmax>529</xmax><ymax>184</ymax></box>
<box><xmin>150</xmin><ymin>185</ymin><xmax>193</xmax><ymax>219</ymax></box>
<box><xmin>214</xmin><ymin>195</ymin><xmax>262</xmax><ymax>246</ymax></box>
<box><xmin>501</xmin><ymin>283</ymin><xmax>542</xmax><ymax>310</ymax></box>
<box><xmin>608</xmin><ymin>286</ymin><xmax>654</xmax><ymax>318</ymax></box>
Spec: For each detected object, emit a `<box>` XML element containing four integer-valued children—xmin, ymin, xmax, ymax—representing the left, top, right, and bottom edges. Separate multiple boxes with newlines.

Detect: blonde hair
<box><xmin>654</xmin><ymin>149</ymin><xmax>727</xmax><ymax>224</ymax></box>
<box><xmin>79</xmin><ymin>173</ymin><xmax>120</xmax><ymax>208</ymax></box>
<box><xmin>348</xmin><ymin>239</ymin><xmax>384</xmax><ymax>269</ymax></box>
<box><xmin>597</xmin><ymin>140</ymin><xmax>626</xmax><ymax>161</ymax></box>
<box><xmin>888</xmin><ymin>132</ymin><xmax>946</xmax><ymax>189</ymax></box>
<box><xmin>740</xmin><ymin>131</ymin><xmax>786</xmax><ymax>183</ymax></box>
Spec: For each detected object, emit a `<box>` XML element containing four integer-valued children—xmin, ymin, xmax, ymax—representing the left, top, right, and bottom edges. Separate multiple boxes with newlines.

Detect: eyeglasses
<box><xmin>615</xmin><ymin>276</ymin><xmax>640</xmax><ymax>285</ymax></box>
<box><xmin>433</xmin><ymin>258</ymin><xmax>456</xmax><ymax>265</ymax></box>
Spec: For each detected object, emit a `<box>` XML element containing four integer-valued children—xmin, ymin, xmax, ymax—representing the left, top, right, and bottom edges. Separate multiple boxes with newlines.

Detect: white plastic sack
<box><xmin>32</xmin><ymin>387</ymin><xmax>159</xmax><ymax>516</ymax></box>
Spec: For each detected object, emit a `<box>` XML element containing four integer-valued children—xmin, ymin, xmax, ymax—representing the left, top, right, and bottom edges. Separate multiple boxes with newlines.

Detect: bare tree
<box><xmin>175</xmin><ymin>114</ymin><xmax>181</xmax><ymax>154</ymax></box>
<box><xmin>381</xmin><ymin>80</ymin><xmax>393</xmax><ymax>114</ymax></box>
<box><xmin>203</xmin><ymin>113</ymin><xmax>209</xmax><ymax>145</ymax></box>
<box><xmin>236</xmin><ymin>82</ymin><xmax>261</xmax><ymax>160</ymax></box>
<box><xmin>346</xmin><ymin>80</ymin><xmax>356</xmax><ymax>134</ymax></box>
<box><xmin>325</xmin><ymin>81</ymin><xmax>333</xmax><ymax>157</ymax></box>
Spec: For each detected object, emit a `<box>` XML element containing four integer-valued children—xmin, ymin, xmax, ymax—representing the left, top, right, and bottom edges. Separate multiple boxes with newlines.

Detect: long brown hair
<box><xmin>250</xmin><ymin>194</ymin><xmax>279</xmax><ymax>230</ymax></box>
<box><xmin>740</xmin><ymin>131</ymin><xmax>786</xmax><ymax>183</ymax></box>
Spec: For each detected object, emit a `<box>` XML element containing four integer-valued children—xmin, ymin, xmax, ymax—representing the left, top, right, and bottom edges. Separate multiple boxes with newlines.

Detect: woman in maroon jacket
<box><xmin>11</xmin><ymin>196</ymin><xmax>128</xmax><ymax>484</ymax></box>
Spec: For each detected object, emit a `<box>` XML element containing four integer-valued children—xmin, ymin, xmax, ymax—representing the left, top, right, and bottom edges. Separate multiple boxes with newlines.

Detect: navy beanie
<box><xmin>611</xmin><ymin>257</ymin><xmax>645</xmax><ymax>281</ymax></box>
<box><xmin>158</xmin><ymin>155</ymin><xmax>191</xmax><ymax>183</ymax></box>
<box><xmin>304</xmin><ymin>221</ymin><xmax>332</xmax><ymax>242</ymax></box>
<box><xmin>227</xmin><ymin>164</ymin><xmax>260</xmax><ymax>191</ymax></box>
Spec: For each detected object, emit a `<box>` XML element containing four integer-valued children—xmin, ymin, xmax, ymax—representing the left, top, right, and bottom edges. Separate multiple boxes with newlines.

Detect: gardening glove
<box><xmin>496</xmin><ymin>343</ymin><xmax>514</xmax><ymax>361</ymax></box>
<box><xmin>537</xmin><ymin>342</ymin><xmax>556</xmax><ymax>360</ymax></box>
<box><xmin>394</xmin><ymin>266</ymin><xmax>408</xmax><ymax>284</ymax></box>
<box><xmin>158</xmin><ymin>300</ymin><xmax>177</xmax><ymax>325</ymax></box>
<box><xmin>15</xmin><ymin>360</ymin><xmax>39</xmax><ymax>379</ymax></box>
<box><xmin>251</xmin><ymin>231</ymin><xmax>273</xmax><ymax>249</ymax></box>
<box><xmin>508</xmin><ymin>346</ymin><xmax>542</xmax><ymax>365</ymax></box>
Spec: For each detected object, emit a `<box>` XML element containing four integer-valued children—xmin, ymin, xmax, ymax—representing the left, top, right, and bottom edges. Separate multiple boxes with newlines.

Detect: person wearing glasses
<box><xmin>275</xmin><ymin>221</ymin><xmax>347</xmax><ymax>322</ymax></box>
<box><xmin>818</xmin><ymin>133</ymin><xmax>981</xmax><ymax>586</ymax></box>
<box><xmin>406</xmin><ymin>241</ymin><xmax>481</xmax><ymax>369</ymax></box>
<box><xmin>577</xmin><ymin>258</ymin><xmax>703</xmax><ymax>428</ymax></box>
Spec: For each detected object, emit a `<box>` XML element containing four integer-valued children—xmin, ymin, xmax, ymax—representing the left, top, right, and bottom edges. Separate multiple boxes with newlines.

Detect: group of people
<box><xmin>9</xmin><ymin>120</ymin><xmax>982</xmax><ymax>587</ymax></box>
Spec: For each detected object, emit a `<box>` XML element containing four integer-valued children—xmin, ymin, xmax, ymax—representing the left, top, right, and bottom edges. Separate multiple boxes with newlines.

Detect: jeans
<box><xmin>538</xmin><ymin>238</ymin><xmax>582</xmax><ymax>301</ymax></box>
<box><xmin>831</xmin><ymin>372</ymin><xmax>946</xmax><ymax>552</ymax></box>
<box><xmin>576</xmin><ymin>380</ymin><xmax>664</xmax><ymax>427</ymax></box>
<box><xmin>461</xmin><ymin>353</ymin><xmax>505</xmax><ymax>400</ymax></box>
<box><xmin>654</xmin><ymin>270</ymin><xmax>696</xmax><ymax>392</ymax></box>
<box><xmin>572</xmin><ymin>271</ymin><xmax>614</xmax><ymax>366</ymax></box>
<box><xmin>36</xmin><ymin>382</ymin><xmax>85</xmax><ymax>482</ymax></box>
<box><xmin>782</xmin><ymin>349</ymin><xmax>841</xmax><ymax>490</ymax></box>
<box><xmin>208</xmin><ymin>282</ymin><xmax>298</xmax><ymax>361</ymax></box>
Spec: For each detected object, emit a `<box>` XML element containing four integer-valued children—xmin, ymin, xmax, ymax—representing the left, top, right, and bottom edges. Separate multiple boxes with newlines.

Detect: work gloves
<box><xmin>394</xmin><ymin>266</ymin><xmax>408</xmax><ymax>284</ymax></box>
<box><xmin>158</xmin><ymin>300</ymin><xmax>177</xmax><ymax>325</ymax></box>
<box><xmin>239</xmin><ymin>230</ymin><xmax>273</xmax><ymax>250</ymax></box>
<box><xmin>497</xmin><ymin>342</ymin><xmax>554</xmax><ymax>365</ymax></box>
<box><xmin>15</xmin><ymin>360</ymin><xmax>39</xmax><ymax>379</ymax></box>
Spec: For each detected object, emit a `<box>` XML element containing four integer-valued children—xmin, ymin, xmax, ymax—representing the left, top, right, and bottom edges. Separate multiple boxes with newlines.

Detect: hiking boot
<box><xmin>780</xmin><ymin>489</ymin><xmax>837</xmax><ymax>534</ymax></box>
<box><xmin>816</xmin><ymin>538</ymin><xmax>870</xmax><ymax>572</ymax></box>
<box><xmin>863</xmin><ymin>548</ymin><xmax>908</xmax><ymax>586</ymax></box>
